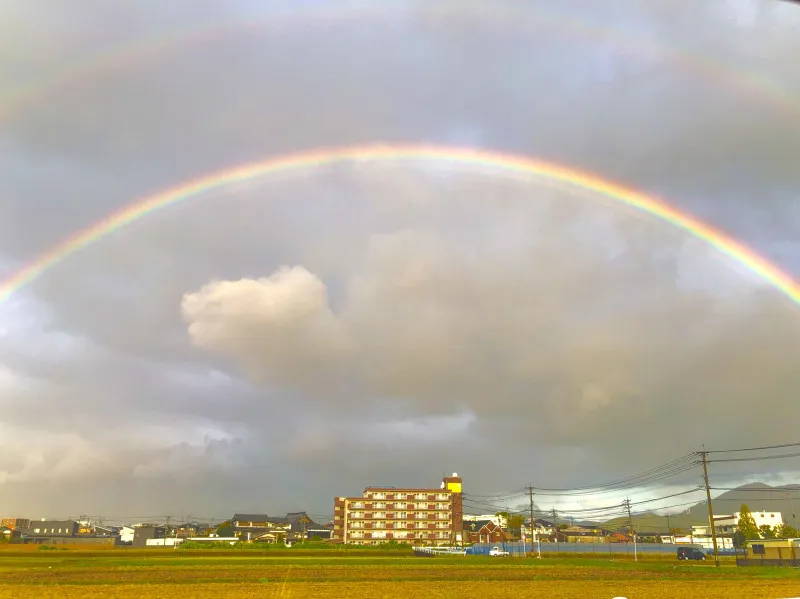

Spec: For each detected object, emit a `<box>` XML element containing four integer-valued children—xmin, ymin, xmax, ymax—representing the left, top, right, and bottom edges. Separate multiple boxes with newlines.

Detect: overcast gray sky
<box><xmin>1</xmin><ymin>0</ymin><xmax>799</xmax><ymax>524</ymax></box>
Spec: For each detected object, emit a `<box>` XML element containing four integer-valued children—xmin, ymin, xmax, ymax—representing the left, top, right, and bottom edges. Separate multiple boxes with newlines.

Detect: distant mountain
<box><xmin>687</xmin><ymin>482</ymin><xmax>799</xmax><ymax>527</ymax></box>
<box><xmin>587</xmin><ymin>483</ymin><xmax>800</xmax><ymax>534</ymax></box>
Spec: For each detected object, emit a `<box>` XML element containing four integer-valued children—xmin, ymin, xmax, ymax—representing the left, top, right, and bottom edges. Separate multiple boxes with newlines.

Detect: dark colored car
<box><xmin>677</xmin><ymin>546</ymin><xmax>707</xmax><ymax>560</ymax></box>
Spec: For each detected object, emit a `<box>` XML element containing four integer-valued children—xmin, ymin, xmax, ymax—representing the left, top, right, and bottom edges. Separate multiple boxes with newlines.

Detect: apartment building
<box><xmin>332</xmin><ymin>473</ymin><xmax>463</xmax><ymax>546</ymax></box>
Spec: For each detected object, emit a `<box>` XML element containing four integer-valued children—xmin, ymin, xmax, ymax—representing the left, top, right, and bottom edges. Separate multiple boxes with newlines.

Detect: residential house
<box><xmin>522</xmin><ymin>519</ymin><xmax>555</xmax><ymax>540</ymax></box>
<box><xmin>332</xmin><ymin>473</ymin><xmax>464</xmax><ymax>546</ymax></box>
<box><xmin>231</xmin><ymin>514</ymin><xmax>291</xmax><ymax>543</ymax></box>
<box><xmin>174</xmin><ymin>522</ymin><xmax>210</xmax><ymax>539</ymax></box>
<box><xmin>285</xmin><ymin>512</ymin><xmax>331</xmax><ymax>542</ymax></box>
<box><xmin>464</xmin><ymin>520</ymin><xmax>508</xmax><ymax>544</ymax></box>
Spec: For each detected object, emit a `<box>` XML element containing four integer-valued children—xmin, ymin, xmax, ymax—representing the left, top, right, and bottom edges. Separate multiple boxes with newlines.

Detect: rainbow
<box><xmin>3</xmin><ymin>4</ymin><xmax>798</xmax><ymax>123</ymax></box>
<box><xmin>1</xmin><ymin>143</ymin><xmax>798</xmax><ymax>305</ymax></box>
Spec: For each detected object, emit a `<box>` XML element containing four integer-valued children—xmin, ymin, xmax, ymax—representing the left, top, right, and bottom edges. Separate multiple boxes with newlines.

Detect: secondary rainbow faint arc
<box><xmin>3</xmin><ymin>4</ymin><xmax>798</xmax><ymax>122</ymax></box>
<box><xmin>0</xmin><ymin>143</ymin><xmax>798</xmax><ymax>305</ymax></box>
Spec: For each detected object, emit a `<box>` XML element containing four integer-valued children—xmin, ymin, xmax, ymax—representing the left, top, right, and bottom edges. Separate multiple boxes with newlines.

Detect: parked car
<box><xmin>677</xmin><ymin>547</ymin><xmax>706</xmax><ymax>561</ymax></box>
<box><xmin>489</xmin><ymin>546</ymin><xmax>510</xmax><ymax>557</ymax></box>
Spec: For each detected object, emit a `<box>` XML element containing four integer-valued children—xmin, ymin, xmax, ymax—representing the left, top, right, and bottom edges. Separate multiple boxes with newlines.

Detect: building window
<box><xmin>752</xmin><ymin>544</ymin><xmax>765</xmax><ymax>555</ymax></box>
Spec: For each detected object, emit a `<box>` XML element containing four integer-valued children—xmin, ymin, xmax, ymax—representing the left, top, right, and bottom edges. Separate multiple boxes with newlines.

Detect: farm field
<box><xmin>0</xmin><ymin>550</ymin><xmax>797</xmax><ymax>599</ymax></box>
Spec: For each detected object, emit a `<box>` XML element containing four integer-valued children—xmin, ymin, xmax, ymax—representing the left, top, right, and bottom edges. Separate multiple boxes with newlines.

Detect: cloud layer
<box><xmin>0</xmin><ymin>0</ymin><xmax>799</xmax><ymax>520</ymax></box>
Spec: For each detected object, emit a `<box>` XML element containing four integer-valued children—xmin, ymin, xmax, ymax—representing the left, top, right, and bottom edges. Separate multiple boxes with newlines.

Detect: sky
<box><xmin>1</xmin><ymin>0</ymin><xmax>800</xmax><ymax>525</ymax></box>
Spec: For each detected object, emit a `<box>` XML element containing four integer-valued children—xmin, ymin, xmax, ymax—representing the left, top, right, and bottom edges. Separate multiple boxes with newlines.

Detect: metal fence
<box><xmin>465</xmin><ymin>541</ymin><xmax>720</xmax><ymax>556</ymax></box>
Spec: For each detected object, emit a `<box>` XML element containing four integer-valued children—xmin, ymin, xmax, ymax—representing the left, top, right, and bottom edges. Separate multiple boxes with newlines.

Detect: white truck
<box><xmin>489</xmin><ymin>546</ymin><xmax>510</xmax><ymax>557</ymax></box>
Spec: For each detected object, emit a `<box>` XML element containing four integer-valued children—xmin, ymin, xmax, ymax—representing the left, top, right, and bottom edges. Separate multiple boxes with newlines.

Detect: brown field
<box><xmin>0</xmin><ymin>550</ymin><xmax>797</xmax><ymax>598</ymax></box>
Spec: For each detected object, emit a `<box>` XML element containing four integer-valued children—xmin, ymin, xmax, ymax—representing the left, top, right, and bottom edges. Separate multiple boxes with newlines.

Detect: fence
<box><xmin>465</xmin><ymin>541</ymin><xmax>723</xmax><ymax>557</ymax></box>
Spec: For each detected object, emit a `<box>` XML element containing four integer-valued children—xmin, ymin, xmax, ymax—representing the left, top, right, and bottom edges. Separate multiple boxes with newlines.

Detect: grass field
<box><xmin>0</xmin><ymin>548</ymin><xmax>798</xmax><ymax>598</ymax></box>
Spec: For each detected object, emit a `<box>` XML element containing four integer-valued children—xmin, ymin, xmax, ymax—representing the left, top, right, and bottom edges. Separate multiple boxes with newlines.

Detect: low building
<box><xmin>132</xmin><ymin>526</ymin><xmax>168</xmax><ymax>548</ymax></box>
<box><xmin>523</xmin><ymin>519</ymin><xmax>555</xmax><ymax>539</ymax></box>
<box><xmin>704</xmin><ymin>511</ymin><xmax>784</xmax><ymax>535</ymax></box>
<box><xmin>26</xmin><ymin>520</ymin><xmax>79</xmax><ymax>538</ymax></box>
<box><xmin>285</xmin><ymin>512</ymin><xmax>331</xmax><ymax>542</ymax></box>
<box><xmin>464</xmin><ymin>520</ymin><xmax>508</xmax><ymax>544</ymax></box>
<box><xmin>1</xmin><ymin>518</ymin><xmax>30</xmax><ymax>531</ymax></box>
<box><xmin>743</xmin><ymin>538</ymin><xmax>799</xmax><ymax>565</ymax></box>
<box><xmin>231</xmin><ymin>514</ymin><xmax>291</xmax><ymax>543</ymax></box>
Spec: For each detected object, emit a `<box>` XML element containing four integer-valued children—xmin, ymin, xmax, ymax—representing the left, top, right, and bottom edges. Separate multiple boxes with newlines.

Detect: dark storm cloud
<box><xmin>0</xmin><ymin>0</ymin><xmax>798</xmax><ymax>518</ymax></box>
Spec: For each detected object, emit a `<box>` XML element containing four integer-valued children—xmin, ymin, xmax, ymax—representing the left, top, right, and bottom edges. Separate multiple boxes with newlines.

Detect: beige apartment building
<box><xmin>332</xmin><ymin>473</ymin><xmax>463</xmax><ymax>545</ymax></box>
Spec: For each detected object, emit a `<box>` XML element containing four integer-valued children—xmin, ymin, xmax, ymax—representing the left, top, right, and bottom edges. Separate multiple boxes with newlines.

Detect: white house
<box><xmin>695</xmin><ymin>511</ymin><xmax>784</xmax><ymax>535</ymax></box>
<box><xmin>463</xmin><ymin>514</ymin><xmax>506</xmax><ymax>527</ymax></box>
<box><xmin>734</xmin><ymin>511</ymin><xmax>783</xmax><ymax>529</ymax></box>
<box><xmin>120</xmin><ymin>526</ymin><xmax>135</xmax><ymax>544</ymax></box>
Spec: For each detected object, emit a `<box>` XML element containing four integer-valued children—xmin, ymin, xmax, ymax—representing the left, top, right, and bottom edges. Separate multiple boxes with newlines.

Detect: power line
<box><xmin>709</xmin><ymin>487</ymin><xmax>800</xmax><ymax>494</ymax></box>
<box><xmin>705</xmin><ymin>441</ymin><xmax>800</xmax><ymax>454</ymax></box>
<box><xmin>534</xmin><ymin>453</ymin><xmax>699</xmax><ymax>494</ymax></box>
<box><xmin>464</xmin><ymin>487</ymin><xmax>704</xmax><ymax>522</ymax></box>
<box><xmin>707</xmin><ymin>451</ymin><xmax>800</xmax><ymax>464</ymax></box>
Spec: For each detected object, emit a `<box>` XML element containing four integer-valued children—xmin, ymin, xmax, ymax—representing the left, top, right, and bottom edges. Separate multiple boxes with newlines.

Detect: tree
<box><xmin>494</xmin><ymin>512</ymin><xmax>510</xmax><ymax>528</ymax></box>
<box><xmin>506</xmin><ymin>515</ymin><xmax>526</xmax><ymax>537</ymax></box>
<box><xmin>495</xmin><ymin>512</ymin><xmax>525</xmax><ymax>537</ymax></box>
<box><xmin>737</xmin><ymin>505</ymin><xmax>760</xmax><ymax>541</ymax></box>
<box><xmin>215</xmin><ymin>521</ymin><xmax>234</xmax><ymax>538</ymax></box>
<box><xmin>732</xmin><ymin>531</ymin><xmax>746</xmax><ymax>549</ymax></box>
<box><xmin>759</xmin><ymin>524</ymin><xmax>776</xmax><ymax>539</ymax></box>
<box><xmin>775</xmin><ymin>523</ymin><xmax>799</xmax><ymax>538</ymax></box>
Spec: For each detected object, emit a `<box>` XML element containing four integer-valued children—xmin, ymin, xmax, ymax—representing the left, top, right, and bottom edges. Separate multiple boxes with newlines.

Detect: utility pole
<box><xmin>551</xmin><ymin>507</ymin><xmax>559</xmax><ymax>554</ymax></box>
<box><xmin>624</xmin><ymin>498</ymin><xmax>637</xmax><ymax>562</ymax></box>
<box><xmin>528</xmin><ymin>486</ymin><xmax>540</xmax><ymax>558</ymax></box>
<box><xmin>700</xmin><ymin>450</ymin><xmax>720</xmax><ymax>568</ymax></box>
